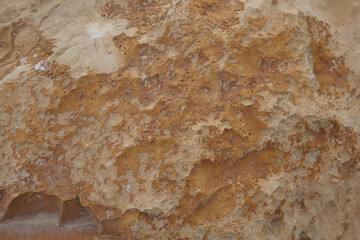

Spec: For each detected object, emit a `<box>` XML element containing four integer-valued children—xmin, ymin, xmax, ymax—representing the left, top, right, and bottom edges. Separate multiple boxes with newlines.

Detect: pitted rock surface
<box><xmin>0</xmin><ymin>0</ymin><xmax>359</xmax><ymax>239</ymax></box>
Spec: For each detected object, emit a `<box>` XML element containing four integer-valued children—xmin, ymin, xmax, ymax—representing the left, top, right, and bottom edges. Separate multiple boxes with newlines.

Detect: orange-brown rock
<box><xmin>0</xmin><ymin>0</ymin><xmax>359</xmax><ymax>239</ymax></box>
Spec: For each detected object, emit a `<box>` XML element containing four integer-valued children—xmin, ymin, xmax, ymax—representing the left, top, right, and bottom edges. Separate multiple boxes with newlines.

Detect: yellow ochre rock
<box><xmin>0</xmin><ymin>0</ymin><xmax>359</xmax><ymax>239</ymax></box>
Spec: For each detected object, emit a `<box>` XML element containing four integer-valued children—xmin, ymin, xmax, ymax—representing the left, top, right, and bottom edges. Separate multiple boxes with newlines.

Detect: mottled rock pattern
<box><xmin>0</xmin><ymin>0</ymin><xmax>359</xmax><ymax>239</ymax></box>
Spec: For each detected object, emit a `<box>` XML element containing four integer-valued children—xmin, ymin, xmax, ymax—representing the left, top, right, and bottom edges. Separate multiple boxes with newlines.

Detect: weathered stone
<box><xmin>0</xmin><ymin>0</ymin><xmax>359</xmax><ymax>239</ymax></box>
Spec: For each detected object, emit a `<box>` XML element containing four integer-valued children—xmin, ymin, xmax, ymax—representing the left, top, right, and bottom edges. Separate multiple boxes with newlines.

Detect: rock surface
<box><xmin>0</xmin><ymin>0</ymin><xmax>359</xmax><ymax>239</ymax></box>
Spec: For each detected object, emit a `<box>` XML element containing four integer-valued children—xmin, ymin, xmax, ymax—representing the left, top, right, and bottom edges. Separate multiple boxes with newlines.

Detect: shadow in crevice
<box><xmin>0</xmin><ymin>192</ymin><xmax>99</xmax><ymax>238</ymax></box>
<box><xmin>1</xmin><ymin>192</ymin><xmax>61</xmax><ymax>223</ymax></box>
<box><xmin>59</xmin><ymin>196</ymin><xmax>99</xmax><ymax>230</ymax></box>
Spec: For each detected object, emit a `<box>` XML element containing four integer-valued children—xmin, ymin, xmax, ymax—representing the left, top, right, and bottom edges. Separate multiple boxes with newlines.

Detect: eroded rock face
<box><xmin>0</xmin><ymin>0</ymin><xmax>359</xmax><ymax>239</ymax></box>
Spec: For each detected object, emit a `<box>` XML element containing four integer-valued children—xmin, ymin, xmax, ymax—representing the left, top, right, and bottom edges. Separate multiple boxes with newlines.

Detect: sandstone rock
<box><xmin>0</xmin><ymin>0</ymin><xmax>359</xmax><ymax>239</ymax></box>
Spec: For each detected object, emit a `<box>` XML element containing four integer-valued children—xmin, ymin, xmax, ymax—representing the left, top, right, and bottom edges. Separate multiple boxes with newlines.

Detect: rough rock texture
<box><xmin>0</xmin><ymin>0</ymin><xmax>359</xmax><ymax>239</ymax></box>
